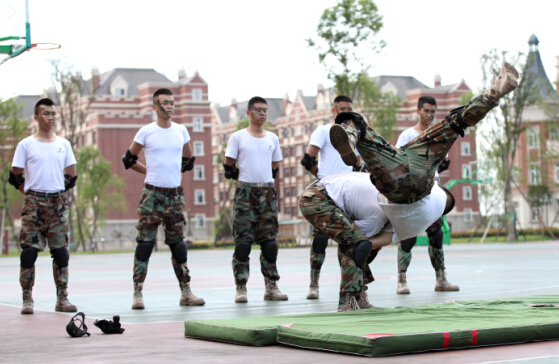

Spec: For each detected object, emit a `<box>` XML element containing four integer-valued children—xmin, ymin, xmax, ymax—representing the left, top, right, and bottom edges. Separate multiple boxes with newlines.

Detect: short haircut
<box><xmin>34</xmin><ymin>98</ymin><xmax>55</xmax><ymax>116</ymax></box>
<box><xmin>334</xmin><ymin>95</ymin><xmax>353</xmax><ymax>104</ymax></box>
<box><xmin>440</xmin><ymin>186</ymin><xmax>455</xmax><ymax>215</ymax></box>
<box><xmin>153</xmin><ymin>88</ymin><xmax>173</xmax><ymax>103</ymax></box>
<box><xmin>417</xmin><ymin>96</ymin><xmax>437</xmax><ymax>109</ymax></box>
<box><xmin>248</xmin><ymin>96</ymin><xmax>267</xmax><ymax>110</ymax></box>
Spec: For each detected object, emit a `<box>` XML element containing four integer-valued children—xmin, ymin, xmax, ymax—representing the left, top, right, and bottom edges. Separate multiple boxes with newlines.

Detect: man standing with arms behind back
<box><xmin>122</xmin><ymin>88</ymin><xmax>204</xmax><ymax>309</ymax></box>
<box><xmin>394</xmin><ymin>96</ymin><xmax>458</xmax><ymax>294</ymax></box>
<box><xmin>11</xmin><ymin>98</ymin><xmax>79</xmax><ymax>314</ymax></box>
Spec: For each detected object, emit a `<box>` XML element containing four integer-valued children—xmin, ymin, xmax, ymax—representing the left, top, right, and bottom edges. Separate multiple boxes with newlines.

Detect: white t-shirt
<box><xmin>12</xmin><ymin>135</ymin><xmax>76</xmax><ymax>193</ymax></box>
<box><xmin>378</xmin><ymin>181</ymin><xmax>447</xmax><ymax>243</ymax></box>
<box><xmin>396</xmin><ymin>127</ymin><xmax>447</xmax><ymax>178</ymax></box>
<box><xmin>321</xmin><ymin>172</ymin><xmax>393</xmax><ymax>238</ymax></box>
<box><xmin>225</xmin><ymin>129</ymin><xmax>282</xmax><ymax>183</ymax></box>
<box><xmin>309</xmin><ymin>123</ymin><xmax>358</xmax><ymax>179</ymax></box>
<box><xmin>134</xmin><ymin>121</ymin><xmax>190</xmax><ymax>188</ymax></box>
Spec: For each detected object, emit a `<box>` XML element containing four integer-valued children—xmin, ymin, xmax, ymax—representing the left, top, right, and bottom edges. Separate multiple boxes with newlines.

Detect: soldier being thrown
<box><xmin>223</xmin><ymin>96</ymin><xmax>286</xmax><ymax>303</ymax></box>
<box><xmin>302</xmin><ymin>63</ymin><xmax>519</xmax><ymax>311</ymax></box>
<box><xmin>11</xmin><ymin>98</ymin><xmax>79</xmax><ymax>314</ymax></box>
<box><xmin>122</xmin><ymin>88</ymin><xmax>204</xmax><ymax>309</ymax></box>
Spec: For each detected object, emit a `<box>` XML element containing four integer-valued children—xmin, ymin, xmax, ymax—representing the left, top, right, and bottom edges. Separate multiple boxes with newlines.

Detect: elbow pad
<box><xmin>64</xmin><ymin>174</ymin><xmax>78</xmax><ymax>191</ymax></box>
<box><xmin>122</xmin><ymin>149</ymin><xmax>138</xmax><ymax>170</ymax></box>
<box><xmin>300</xmin><ymin>153</ymin><xmax>318</xmax><ymax>171</ymax></box>
<box><xmin>438</xmin><ymin>159</ymin><xmax>451</xmax><ymax>173</ymax></box>
<box><xmin>272</xmin><ymin>167</ymin><xmax>279</xmax><ymax>179</ymax></box>
<box><xmin>8</xmin><ymin>170</ymin><xmax>25</xmax><ymax>190</ymax></box>
<box><xmin>223</xmin><ymin>163</ymin><xmax>239</xmax><ymax>180</ymax></box>
<box><xmin>181</xmin><ymin>156</ymin><xmax>195</xmax><ymax>173</ymax></box>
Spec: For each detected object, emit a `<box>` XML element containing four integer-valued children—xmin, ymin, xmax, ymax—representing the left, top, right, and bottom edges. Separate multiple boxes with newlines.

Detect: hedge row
<box><xmin>188</xmin><ymin>236</ymin><xmax>300</xmax><ymax>250</ymax></box>
<box><xmin>450</xmin><ymin>227</ymin><xmax>559</xmax><ymax>238</ymax></box>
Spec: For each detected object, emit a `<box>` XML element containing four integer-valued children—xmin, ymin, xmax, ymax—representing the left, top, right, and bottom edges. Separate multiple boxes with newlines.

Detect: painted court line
<box><xmin>474</xmin><ymin>355</ymin><xmax>559</xmax><ymax>364</ymax></box>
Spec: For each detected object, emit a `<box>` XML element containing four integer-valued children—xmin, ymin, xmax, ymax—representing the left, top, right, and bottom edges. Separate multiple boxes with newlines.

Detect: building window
<box><xmin>219</xmin><ymin>192</ymin><xmax>223</xmax><ymax>201</ymax></box>
<box><xmin>218</xmin><ymin>173</ymin><xmax>223</xmax><ymax>182</ymax></box>
<box><xmin>114</xmin><ymin>88</ymin><xmax>125</xmax><ymax>96</ymax></box>
<box><xmin>463</xmin><ymin>186</ymin><xmax>472</xmax><ymax>200</ymax></box>
<box><xmin>462</xmin><ymin>164</ymin><xmax>472</xmax><ymax>179</ymax></box>
<box><xmin>194</xmin><ymin>165</ymin><xmax>204</xmax><ymax>180</ymax></box>
<box><xmin>195</xmin><ymin>190</ymin><xmax>206</xmax><ymax>205</ymax></box>
<box><xmin>555</xmin><ymin>164</ymin><xmax>559</xmax><ymax>182</ymax></box>
<box><xmin>529</xmin><ymin>166</ymin><xmax>540</xmax><ymax>185</ymax></box>
<box><xmin>297</xmin><ymin>165</ymin><xmax>303</xmax><ymax>176</ymax></box>
<box><xmin>309</xmin><ymin>122</ymin><xmax>314</xmax><ymax>133</ymax></box>
<box><xmin>283</xmin><ymin>148</ymin><xmax>289</xmax><ymax>158</ymax></box>
<box><xmin>304</xmin><ymin>124</ymin><xmax>308</xmax><ymax>135</ymax></box>
<box><xmin>464</xmin><ymin>208</ymin><xmax>472</xmax><ymax>222</ymax></box>
<box><xmin>290</xmin><ymin>128</ymin><xmax>294</xmax><ymax>137</ymax></box>
<box><xmin>192</xmin><ymin>89</ymin><xmax>202</xmax><ymax>101</ymax></box>
<box><xmin>196</xmin><ymin>214</ymin><xmax>205</xmax><ymax>228</ymax></box>
<box><xmin>285</xmin><ymin>187</ymin><xmax>290</xmax><ymax>197</ymax></box>
<box><xmin>527</xmin><ymin>127</ymin><xmax>539</xmax><ymax>148</ymax></box>
<box><xmin>290</xmin><ymin>166</ymin><xmax>295</xmax><ymax>177</ymax></box>
<box><xmin>283</xmin><ymin>129</ymin><xmax>288</xmax><ymax>138</ymax></box>
<box><xmin>296</xmin><ymin>145</ymin><xmax>302</xmax><ymax>156</ymax></box>
<box><xmin>284</xmin><ymin>167</ymin><xmax>289</xmax><ymax>178</ymax></box>
<box><xmin>461</xmin><ymin>142</ymin><xmax>470</xmax><ymax>156</ymax></box>
<box><xmin>92</xmin><ymin>131</ymin><xmax>97</xmax><ymax>144</ymax></box>
<box><xmin>193</xmin><ymin>118</ymin><xmax>203</xmax><ymax>132</ymax></box>
<box><xmin>531</xmin><ymin>207</ymin><xmax>540</xmax><ymax>222</ymax></box>
<box><xmin>291</xmin><ymin>186</ymin><xmax>296</xmax><ymax>197</ymax></box>
<box><xmin>291</xmin><ymin>206</ymin><xmax>297</xmax><ymax>216</ymax></box>
<box><xmin>290</xmin><ymin>147</ymin><xmax>294</xmax><ymax>157</ymax></box>
<box><xmin>285</xmin><ymin>206</ymin><xmax>291</xmax><ymax>215</ymax></box>
<box><xmin>193</xmin><ymin>141</ymin><xmax>204</xmax><ymax>156</ymax></box>
<box><xmin>551</xmin><ymin>127</ymin><xmax>559</xmax><ymax>141</ymax></box>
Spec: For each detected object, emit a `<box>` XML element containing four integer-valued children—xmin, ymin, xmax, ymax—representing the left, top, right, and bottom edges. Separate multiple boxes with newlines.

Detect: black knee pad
<box><xmin>400</xmin><ymin>237</ymin><xmax>417</xmax><ymax>253</ymax></box>
<box><xmin>427</xmin><ymin>227</ymin><xmax>444</xmax><ymax>249</ymax></box>
<box><xmin>261</xmin><ymin>240</ymin><xmax>278</xmax><ymax>263</ymax></box>
<box><xmin>20</xmin><ymin>247</ymin><xmax>38</xmax><ymax>269</ymax></box>
<box><xmin>367</xmin><ymin>248</ymin><xmax>379</xmax><ymax>264</ymax></box>
<box><xmin>51</xmin><ymin>247</ymin><xmax>69</xmax><ymax>268</ymax></box>
<box><xmin>170</xmin><ymin>240</ymin><xmax>187</xmax><ymax>264</ymax></box>
<box><xmin>312</xmin><ymin>234</ymin><xmax>329</xmax><ymax>254</ymax></box>
<box><xmin>135</xmin><ymin>242</ymin><xmax>154</xmax><ymax>262</ymax></box>
<box><xmin>353</xmin><ymin>240</ymin><xmax>372</xmax><ymax>269</ymax></box>
<box><xmin>234</xmin><ymin>241</ymin><xmax>252</xmax><ymax>262</ymax></box>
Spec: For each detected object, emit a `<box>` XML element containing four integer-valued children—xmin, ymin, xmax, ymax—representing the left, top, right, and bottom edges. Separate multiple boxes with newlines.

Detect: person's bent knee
<box><xmin>234</xmin><ymin>241</ymin><xmax>252</xmax><ymax>262</ymax></box>
<box><xmin>51</xmin><ymin>247</ymin><xmax>69</xmax><ymax>268</ymax></box>
<box><xmin>427</xmin><ymin>228</ymin><xmax>444</xmax><ymax>249</ymax></box>
<box><xmin>312</xmin><ymin>234</ymin><xmax>328</xmax><ymax>254</ymax></box>
<box><xmin>354</xmin><ymin>240</ymin><xmax>372</xmax><ymax>269</ymax></box>
<box><xmin>261</xmin><ymin>240</ymin><xmax>278</xmax><ymax>263</ymax></box>
<box><xmin>170</xmin><ymin>240</ymin><xmax>187</xmax><ymax>264</ymax></box>
<box><xmin>135</xmin><ymin>241</ymin><xmax>154</xmax><ymax>262</ymax></box>
<box><xmin>400</xmin><ymin>237</ymin><xmax>417</xmax><ymax>253</ymax></box>
<box><xmin>20</xmin><ymin>247</ymin><xmax>39</xmax><ymax>269</ymax></box>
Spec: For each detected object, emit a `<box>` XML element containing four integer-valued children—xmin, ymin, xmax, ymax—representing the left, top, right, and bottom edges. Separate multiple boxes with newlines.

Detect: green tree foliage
<box><xmin>0</xmin><ymin>99</ymin><xmax>28</xmax><ymax>249</ymax></box>
<box><xmin>74</xmin><ymin>146</ymin><xmax>126</xmax><ymax>249</ymax></box>
<box><xmin>307</xmin><ymin>0</ymin><xmax>400</xmax><ymax>138</ymax></box>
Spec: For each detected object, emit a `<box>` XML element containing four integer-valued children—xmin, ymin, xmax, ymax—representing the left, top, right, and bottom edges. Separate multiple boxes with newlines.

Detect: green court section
<box><xmin>185</xmin><ymin>295</ymin><xmax>559</xmax><ymax>356</ymax></box>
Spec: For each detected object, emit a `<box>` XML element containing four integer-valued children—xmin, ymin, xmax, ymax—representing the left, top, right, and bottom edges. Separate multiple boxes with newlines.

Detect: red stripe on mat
<box><xmin>442</xmin><ymin>332</ymin><xmax>450</xmax><ymax>348</ymax></box>
<box><xmin>471</xmin><ymin>329</ymin><xmax>478</xmax><ymax>346</ymax></box>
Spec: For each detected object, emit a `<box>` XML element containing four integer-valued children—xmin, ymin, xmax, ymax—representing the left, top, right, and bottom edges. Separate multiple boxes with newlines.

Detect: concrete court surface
<box><xmin>0</xmin><ymin>241</ymin><xmax>558</xmax><ymax>364</ymax></box>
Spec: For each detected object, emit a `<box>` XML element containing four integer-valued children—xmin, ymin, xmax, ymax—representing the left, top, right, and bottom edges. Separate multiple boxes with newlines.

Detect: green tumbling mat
<box><xmin>184</xmin><ymin>295</ymin><xmax>559</xmax><ymax>356</ymax></box>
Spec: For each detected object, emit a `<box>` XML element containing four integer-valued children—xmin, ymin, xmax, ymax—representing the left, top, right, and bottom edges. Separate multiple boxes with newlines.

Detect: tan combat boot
<box><xmin>356</xmin><ymin>290</ymin><xmax>374</xmax><ymax>309</ymax></box>
<box><xmin>180</xmin><ymin>282</ymin><xmax>205</xmax><ymax>306</ymax></box>
<box><xmin>397</xmin><ymin>272</ymin><xmax>410</xmax><ymax>294</ymax></box>
<box><xmin>489</xmin><ymin>62</ymin><xmax>519</xmax><ymax>101</ymax></box>
<box><xmin>434</xmin><ymin>270</ymin><xmax>459</xmax><ymax>291</ymax></box>
<box><xmin>21</xmin><ymin>289</ymin><xmax>34</xmax><ymax>314</ymax></box>
<box><xmin>235</xmin><ymin>284</ymin><xmax>248</xmax><ymax>303</ymax></box>
<box><xmin>264</xmin><ymin>278</ymin><xmax>288</xmax><ymax>301</ymax></box>
<box><xmin>329</xmin><ymin>122</ymin><xmax>360</xmax><ymax>166</ymax></box>
<box><xmin>306</xmin><ymin>269</ymin><xmax>320</xmax><ymax>299</ymax></box>
<box><xmin>132</xmin><ymin>282</ymin><xmax>145</xmax><ymax>309</ymax></box>
<box><xmin>55</xmin><ymin>287</ymin><xmax>77</xmax><ymax>312</ymax></box>
<box><xmin>337</xmin><ymin>292</ymin><xmax>361</xmax><ymax>312</ymax></box>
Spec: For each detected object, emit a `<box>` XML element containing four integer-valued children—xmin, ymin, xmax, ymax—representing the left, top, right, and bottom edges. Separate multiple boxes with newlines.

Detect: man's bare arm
<box><xmin>10</xmin><ymin>166</ymin><xmax>25</xmax><ymax>194</ymax></box>
<box><xmin>128</xmin><ymin>142</ymin><xmax>146</xmax><ymax>175</ymax></box>
<box><xmin>304</xmin><ymin>145</ymin><xmax>320</xmax><ymax>177</ymax></box>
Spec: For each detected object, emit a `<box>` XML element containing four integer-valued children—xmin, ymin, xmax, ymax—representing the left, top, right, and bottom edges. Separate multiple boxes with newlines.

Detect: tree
<box><xmin>307</xmin><ymin>0</ymin><xmax>400</xmax><ymax>139</ymax></box>
<box><xmin>477</xmin><ymin>49</ymin><xmax>540</xmax><ymax>241</ymax></box>
<box><xmin>74</xmin><ymin>146</ymin><xmax>126</xmax><ymax>250</ymax></box>
<box><xmin>0</xmin><ymin>99</ymin><xmax>28</xmax><ymax>250</ymax></box>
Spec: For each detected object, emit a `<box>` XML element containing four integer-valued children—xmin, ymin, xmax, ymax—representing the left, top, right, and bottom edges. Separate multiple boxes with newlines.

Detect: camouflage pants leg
<box><xmin>232</xmin><ymin>257</ymin><xmax>250</xmax><ymax>285</ymax></box>
<box><xmin>397</xmin><ymin>246</ymin><xmax>412</xmax><ymax>273</ymax></box>
<box><xmin>260</xmin><ymin>252</ymin><xmax>280</xmax><ymax>281</ymax></box>
<box><xmin>340</xmin><ymin>247</ymin><xmax>364</xmax><ymax>295</ymax></box>
<box><xmin>172</xmin><ymin>258</ymin><xmax>191</xmax><ymax>289</ymax></box>
<box><xmin>52</xmin><ymin>260</ymin><xmax>69</xmax><ymax>289</ymax></box>
<box><xmin>19</xmin><ymin>195</ymin><xmax>69</xmax><ymax>250</ymax></box>
<box><xmin>20</xmin><ymin>265</ymin><xmax>35</xmax><ymax>290</ymax></box>
<box><xmin>310</xmin><ymin>227</ymin><xmax>326</xmax><ymax>271</ymax></box>
<box><xmin>133</xmin><ymin>257</ymin><xmax>149</xmax><ymax>284</ymax></box>
<box><xmin>426</xmin><ymin>217</ymin><xmax>445</xmax><ymax>271</ymax></box>
<box><xmin>232</xmin><ymin>185</ymin><xmax>278</xmax><ymax>244</ymax></box>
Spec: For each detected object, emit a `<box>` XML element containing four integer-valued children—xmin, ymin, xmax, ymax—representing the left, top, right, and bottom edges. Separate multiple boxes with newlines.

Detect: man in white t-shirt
<box><xmin>122</xmin><ymin>88</ymin><xmax>204</xmax><ymax>309</ymax></box>
<box><xmin>11</xmin><ymin>98</ymin><xmax>79</xmax><ymax>315</ymax></box>
<box><xmin>223</xmin><ymin>96</ymin><xmax>286</xmax><ymax>303</ymax></box>
<box><xmin>394</xmin><ymin>96</ymin><xmax>459</xmax><ymax>295</ymax></box>
<box><xmin>299</xmin><ymin>172</ymin><xmax>395</xmax><ymax>311</ymax></box>
<box><xmin>300</xmin><ymin>95</ymin><xmax>372</xmax><ymax>303</ymax></box>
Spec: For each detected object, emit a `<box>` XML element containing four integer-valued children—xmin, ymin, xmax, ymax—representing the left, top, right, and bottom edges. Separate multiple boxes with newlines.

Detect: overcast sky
<box><xmin>1</xmin><ymin>0</ymin><xmax>558</xmax><ymax>106</ymax></box>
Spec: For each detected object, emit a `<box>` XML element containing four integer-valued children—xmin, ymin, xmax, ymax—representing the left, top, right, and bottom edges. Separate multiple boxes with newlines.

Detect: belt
<box><xmin>26</xmin><ymin>190</ymin><xmax>65</xmax><ymax>198</ymax></box>
<box><xmin>144</xmin><ymin>183</ymin><xmax>183</xmax><ymax>193</ymax></box>
<box><xmin>238</xmin><ymin>181</ymin><xmax>275</xmax><ymax>188</ymax></box>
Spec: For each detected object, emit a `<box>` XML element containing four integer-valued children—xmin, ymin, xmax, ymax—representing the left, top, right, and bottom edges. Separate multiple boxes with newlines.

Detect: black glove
<box><xmin>8</xmin><ymin>170</ymin><xmax>24</xmax><ymax>190</ymax></box>
<box><xmin>438</xmin><ymin>159</ymin><xmax>451</xmax><ymax>173</ymax></box>
<box><xmin>94</xmin><ymin>315</ymin><xmax>125</xmax><ymax>334</ymax></box>
<box><xmin>181</xmin><ymin>156</ymin><xmax>195</xmax><ymax>173</ymax></box>
<box><xmin>223</xmin><ymin>163</ymin><xmax>239</xmax><ymax>180</ymax></box>
<box><xmin>64</xmin><ymin>174</ymin><xmax>78</xmax><ymax>191</ymax></box>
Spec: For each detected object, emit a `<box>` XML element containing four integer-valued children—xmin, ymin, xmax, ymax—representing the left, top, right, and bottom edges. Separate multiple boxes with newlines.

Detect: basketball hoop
<box><xmin>30</xmin><ymin>42</ymin><xmax>61</xmax><ymax>50</ymax></box>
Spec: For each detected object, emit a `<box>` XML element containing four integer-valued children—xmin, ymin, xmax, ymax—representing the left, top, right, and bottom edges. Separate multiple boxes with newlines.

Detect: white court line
<box><xmin>474</xmin><ymin>355</ymin><xmax>559</xmax><ymax>364</ymax></box>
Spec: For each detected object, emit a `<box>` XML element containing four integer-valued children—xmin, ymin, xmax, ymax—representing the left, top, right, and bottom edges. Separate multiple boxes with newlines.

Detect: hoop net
<box><xmin>30</xmin><ymin>42</ymin><xmax>61</xmax><ymax>50</ymax></box>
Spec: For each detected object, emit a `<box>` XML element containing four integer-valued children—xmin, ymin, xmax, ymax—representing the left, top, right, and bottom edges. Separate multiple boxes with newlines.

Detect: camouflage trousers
<box><xmin>135</xmin><ymin>186</ymin><xmax>185</xmax><ymax>245</ymax></box>
<box><xmin>344</xmin><ymin>92</ymin><xmax>497</xmax><ymax>204</ymax></box>
<box><xmin>20</xmin><ymin>193</ymin><xmax>69</xmax><ymax>250</ymax></box>
<box><xmin>299</xmin><ymin>185</ymin><xmax>374</xmax><ymax>295</ymax></box>
<box><xmin>232</xmin><ymin>183</ymin><xmax>278</xmax><ymax>244</ymax></box>
<box><xmin>19</xmin><ymin>260</ymin><xmax>70</xmax><ymax>290</ymax></box>
<box><xmin>232</xmin><ymin>251</ymin><xmax>281</xmax><ymax>286</ymax></box>
<box><xmin>398</xmin><ymin>217</ymin><xmax>446</xmax><ymax>273</ymax></box>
